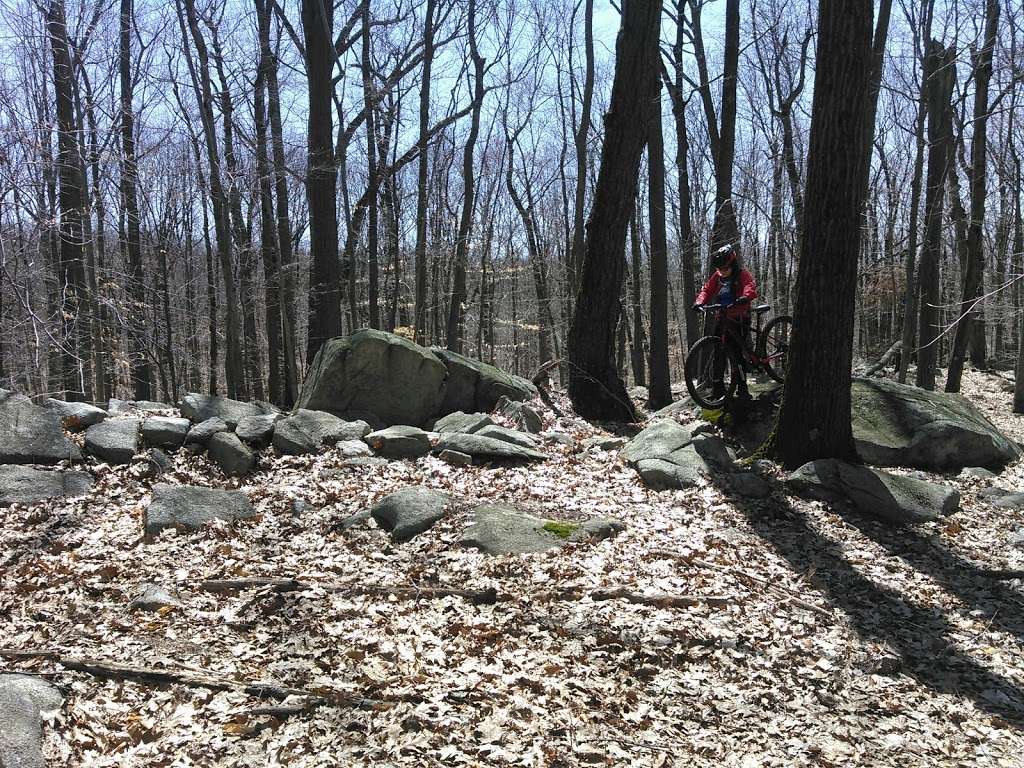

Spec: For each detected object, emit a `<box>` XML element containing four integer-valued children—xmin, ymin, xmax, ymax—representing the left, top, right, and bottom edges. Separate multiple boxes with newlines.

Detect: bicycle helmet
<box><xmin>712</xmin><ymin>244</ymin><xmax>738</xmax><ymax>269</ymax></box>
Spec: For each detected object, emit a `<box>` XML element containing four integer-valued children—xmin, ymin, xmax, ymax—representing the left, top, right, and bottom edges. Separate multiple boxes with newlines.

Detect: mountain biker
<box><xmin>692</xmin><ymin>243</ymin><xmax>758</xmax><ymax>399</ymax></box>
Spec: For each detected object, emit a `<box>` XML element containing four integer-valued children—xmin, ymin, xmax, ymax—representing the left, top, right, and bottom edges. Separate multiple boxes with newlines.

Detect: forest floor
<box><xmin>2</xmin><ymin>369</ymin><xmax>1024</xmax><ymax>767</ymax></box>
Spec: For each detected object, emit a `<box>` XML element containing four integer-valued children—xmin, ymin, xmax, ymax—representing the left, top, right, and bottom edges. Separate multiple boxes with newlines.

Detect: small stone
<box><xmin>541</xmin><ymin>431</ymin><xmax>575</xmax><ymax>447</ymax></box>
<box><xmin>364</xmin><ymin>425</ymin><xmax>432</xmax><ymax>459</ymax></box>
<box><xmin>340</xmin><ymin>456</ymin><xmax>389</xmax><ymax>468</ymax></box>
<box><xmin>494</xmin><ymin>395</ymin><xmax>543</xmax><ymax>433</ymax></box>
<box><xmin>129</xmin><ymin>584</ymin><xmax>181</xmax><ymax>612</ymax></box>
<box><xmin>208</xmin><ymin>432</ymin><xmax>255</xmax><ymax>477</ymax></box>
<box><xmin>185</xmin><ymin>417</ymin><xmax>230</xmax><ymax>446</ymax></box>
<box><xmin>85</xmin><ymin>419</ymin><xmax>140</xmax><ymax>464</ymax></box>
<box><xmin>369</xmin><ymin>487</ymin><xmax>455</xmax><ymax>543</ymax></box>
<box><xmin>439</xmin><ymin>449</ymin><xmax>472</xmax><ymax>467</ymax></box>
<box><xmin>139</xmin><ymin>448</ymin><xmax>174</xmax><ymax>477</ymax></box>
<box><xmin>959</xmin><ymin>466</ymin><xmax>997</xmax><ymax>480</ymax></box>
<box><xmin>43</xmin><ymin>398</ymin><xmax>108</xmax><ymax>430</ymax></box>
<box><xmin>992</xmin><ymin>493</ymin><xmax>1024</xmax><ymax>510</ymax></box>
<box><xmin>142</xmin><ymin>416</ymin><xmax>191</xmax><ymax>450</ymax></box>
<box><xmin>582</xmin><ymin>435</ymin><xmax>628</xmax><ymax>452</ymax></box>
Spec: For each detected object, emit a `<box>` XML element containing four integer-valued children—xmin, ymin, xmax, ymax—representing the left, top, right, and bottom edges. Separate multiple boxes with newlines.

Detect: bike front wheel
<box><xmin>684</xmin><ymin>336</ymin><xmax>739</xmax><ymax>409</ymax></box>
<box><xmin>759</xmin><ymin>315</ymin><xmax>792</xmax><ymax>383</ymax></box>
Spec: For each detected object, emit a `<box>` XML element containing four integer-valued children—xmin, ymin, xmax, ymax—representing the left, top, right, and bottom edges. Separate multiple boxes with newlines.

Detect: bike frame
<box><xmin>702</xmin><ymin>305</ymin><xmax>784</xmax><ymax>370</ymax></box>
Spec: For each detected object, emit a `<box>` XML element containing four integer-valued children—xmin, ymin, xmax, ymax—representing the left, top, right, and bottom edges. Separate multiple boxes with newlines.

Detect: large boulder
<box><xmin>298</xmin><ymin>330</ymin><xmax>447</xmax><ymax>427</ymax></box>
<box><xmin>0</xmin><ymin>465</ymin><xmax>92</xmax><ymax>507</ymax></box>
<box><xmin>851</xmin><ymin>378</ymin><xmax>1020</xmax><ymax>470</ymax></box>
<box><xmin>43</xmin><ymin>398</ymin><xmax>107</xmax><ymax>430</ymax></box>
<box><xmin>273</xmin><ymin>409</ymin><xmax>371</xmax><ymax>455</ymax></box>
<box><xmin>460</xmin><ymin>504</ymin><xmax>624</xmax><ymax>555</ymax></box>
<box><xmin>0</xmin><ymin>674</ymin><xmax>63</xmax><ymax>768</ymax></box>
<box><xmin>84</xmin><ymin>419</ymin><xmax>140</xmax><ymax>464</ymax></box>
<box><xmin>786</xmin><ymin>459</ymin><xmax>960</xmax><ymax>525</ymax></box>
<box><xmin>180</xmin><ymin>393</ymin><xmax>261</xmax><ymax>428</ymax></box>
<box><xmin>620</xmin><ymin>421</ymin><xmax>733</xmax><ymax>490</ymax></box>
<box><xmin>433</xmin><ymin>432</ymin><xmax>549</xmax><ymax>462</ymax></box>
<box><xmin>0</xmin><ymin>395</ymin><xmax>81</xmax><ymax>465</ymax></box>
<box><xmin>144</xmin><ymin>484</ymin><xmax>255</xmax><ymax>536</ymax></box>
<box><xmin>235</xmin><ymin>413</ymin><xmax>280</xmax><ymax>445</ymax></box>
<box><xmin>369</xmin><ymin>487</ymin><xmax>455</xmax><ymax>542</ymax></box>
<box><xmin>142</xmin><ymin>416</ymin><xmax>190</xmax><ymax>450</ymax></box>
<box><xmin>432</xmin><ymin>349</ymin><xmax>537</xmax><ymax>415</ymax></box>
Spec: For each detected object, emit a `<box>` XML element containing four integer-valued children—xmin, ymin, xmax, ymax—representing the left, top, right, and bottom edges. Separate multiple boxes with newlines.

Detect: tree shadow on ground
<box><xmin>706</xmin><ymin>471</ymin><xmax>1024</xmax><ymax>727</ymax></box>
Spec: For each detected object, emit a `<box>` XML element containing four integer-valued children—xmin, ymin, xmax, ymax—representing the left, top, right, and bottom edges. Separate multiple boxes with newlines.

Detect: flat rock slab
<box><xmin>144</xmin><ymin>484</ymin><xmax>256</xmax><ymax>536</ymax></box>
<box><xmin>0</xmin><ymin>674</ymin><xmax>63</xmax><ymax>768</ymax></box>
<box><xmin>43</xmin><ymin>398</ymin><xmax>108</xmax><ymax>430</ymax></box>
<box><xmin>142</xmin><ymin>416</ymin><xmax>190</xmax><ymax>450</ymax></box>
<box><xmin>460</xmin><ymin>503</ymin><xmax>624</xmax><ymax>555</ymax></box>
<box><xmin>370</xmin><ymin>487</ymin><xmax>456</xmax><ymax>543</ymax></box>
<box><xmin>433</xmin><ymin>348</ymin><xmax>537</xmax><ymax>417</ymax></box>
<box><xmin>208</xmin><ymin>432</ymin><xmax>255</xmax><ymax>477</ymax></box>
<box><xmin>583</xmin><ymin>436</ymin><xmax>628</xmax><ymax>452</ymax></box>
<box><xmin>273</xmin><ymin>409</ymin><xmax>371</xmax><ymax>455</ymax></box>
<box><xmin>475</xmin><ymin>425</ymin><xmax>538</xmax><ymax>449</ymax></box>
<box><xmin>0</xmin><ymin>396</ymin><xmax>81</xmax><ymax>465</ymax></box>
<box><xmin>992</xmin><ymin>492</ymin><xmax>1024</xmax><ymax>510</ymax></box>
<box><xmin>433</xmin><ymin>433</ymin><xmax>549</xmax><ymax>462</ymax></box>
<box><xmin>235</xmin><ymin>413</ymin><xmax>280</xmax><ymax>444</ymax></box>
<box><xmin>621</xmin><ymin>421</ymin><xmax>733</xmax><ymax>489</ymax></box>
<box><xmin>0</xmin><ymin>465</ymin><xmax>92</xmax><ymax>508</ymax></box>
<box><xmin>85</xmin><ymin>419</ymin><xmax>140</xmax><ymax>464</ymax></box>
<box><xmin>431</xmin><ymin>411</ymin><xmax>494</xmax><ymax>434</ymax></box>
<box><xmin>109</xmin><ymin>398</ymin><xmax>169</xmax><ymax>414</ymax></box>
<box><xmin>439</xmin><ymin>449</ymin><xmax>472</xmax><ymax>466</ymax></box>
<box><xmin>786</xmin><ymin>459</ymin><xmax>960</xmax><ymax>525</ymax></box>
<box><xmin>180</xmin><ymin>393</ymin><xmax>263</xmax><ymax>428</ymax></box>
<box><xmin>185</xmin><ymin>417</ymin><xmax>230</xmax><ymax>446</ymax></box>
<box><xmin>365</xmin><ymin>425</ymin><xmax>432</xmax><ymax>459</ymax></box>
<box><xmin>851</xmin><ymin>377</ymin><xmax>1020</xmax><ymax>470</ymax></box>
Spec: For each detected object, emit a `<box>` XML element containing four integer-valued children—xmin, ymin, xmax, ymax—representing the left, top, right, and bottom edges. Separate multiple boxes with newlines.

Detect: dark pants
<box><xmin>712</xmin><ymin>316</ymin><xmax>752</xmax><ymax>396</ymax></box>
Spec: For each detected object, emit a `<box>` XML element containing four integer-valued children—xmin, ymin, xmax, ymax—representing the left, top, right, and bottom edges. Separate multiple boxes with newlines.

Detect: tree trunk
<box><xmin>567</xmin><ymin>0</ymin><xmax>661</xmax><ymax>422</ymax></box>
<box><xmin>628</xmin><ymin>212</ymin><xmax>646</xmax><ymax>387</ymax></box>
<box><xmin>303</xmin><ymin>0</ymin><xmax>342</xmax><ymax>360</ymax></box>
<box><xmin>772</xmin><ymin>0</ymin><xmax>875</xmax><ymax>468</ymax></box>
<box><xmin>412</xmin><ymin>0</ymin><xmax>437</xmax><ymax>344</ymax></box>
<box><xmin>946</xmin><ymin>0</ymin><xmax>999</xmax><ymax>392</ymax></box>
<box><xmin>915</xmin><ymin>41</ymin><xmax>956</xmax><ymax>391</ymax></box>
<box><xmin>569</xmin><ymin>0</ymin><xmax>595</xmax><ymax>296</ymax></box>
<box><xmin>646</xmin><ymin>74</ymin><xmax>671</xmax><ymax>410</ymax></box>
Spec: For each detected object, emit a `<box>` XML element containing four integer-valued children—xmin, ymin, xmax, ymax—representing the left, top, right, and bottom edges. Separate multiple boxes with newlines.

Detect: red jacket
<box><xmin>696</xmin><ymin>268</ymin><xmax>758</xmax><ymax>320</ymax></box>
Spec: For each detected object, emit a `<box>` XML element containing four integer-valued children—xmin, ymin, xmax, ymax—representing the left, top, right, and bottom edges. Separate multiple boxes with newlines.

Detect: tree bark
<box><xmin>628</xmin><ymin>212</ymin><xmax>646</xmax><ymax>387</ymax></box>
<box><xmin>567</xmin><ymin>0</ymin><xmax>661</xmax><ymax>422</ymax></box>
<box><xmin>646</xmin><ymin>74</ymin><xmax>671</xmax><ymax>410</ymax></box>
<box><xmin>412</xmin><ymin>0</ymin><xmax>437</xmax><ymax>344</ymax></box>
<box><xmin>772</xmin><ymin>0</ymin><xmax>875</xmax><ymax>468</ymax></box>
<box><xmin>569</xmin><ymin>0</ymin><xmax>594</xmax><ymax>296</ymax></box>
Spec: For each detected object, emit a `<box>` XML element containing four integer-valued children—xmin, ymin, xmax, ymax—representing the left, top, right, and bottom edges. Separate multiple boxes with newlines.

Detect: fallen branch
<box><xmin>541</xmin><ymin>586</ymin><xmax>731</xmax><ymax>609</ymax></box>
<box><xmin>531</xmin><ymin>358</ymin><xmax>564</xmax><ymax>416</ymax></box>
<box><xmin>860</xmin><ymin>341</ymin><xmax>902</xmax><ymax>377</ymax></box>
<box><xmin>197</xmin><ymin>576</ymin><xmax>497</xmax><ymax>605</ymax></box>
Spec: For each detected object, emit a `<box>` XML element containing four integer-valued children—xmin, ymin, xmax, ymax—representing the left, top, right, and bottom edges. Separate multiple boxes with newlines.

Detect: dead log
<box><xmin>861</xmin><ymin>340</ymin><xmax>902</xmax><ymax>377</ymax></box>
<box><xmin>197</xmin><ymin>576</ymin><xmax>497</xmax><ymax>605</ymax></box>
<box><xmin>531</xmin><ymin>358</ymin><xmax>563</xmax><ymax>416</ymax></box>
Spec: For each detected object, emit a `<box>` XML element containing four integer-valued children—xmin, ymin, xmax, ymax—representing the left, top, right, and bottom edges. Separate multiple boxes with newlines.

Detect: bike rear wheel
<box><xmin>759</xmin><ymin>315</ymin><xmax>792</xmax><ymax>383</ymax></box>
<box><xmin>684</xmin><ymin>336</ymin><xmax>739</xmax><ymax>409</ymax></box>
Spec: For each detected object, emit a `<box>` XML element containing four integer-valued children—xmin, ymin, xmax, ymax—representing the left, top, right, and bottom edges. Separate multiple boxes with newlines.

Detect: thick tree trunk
<box><xmin>946</xmin><ymin>0</ymin><xmax>999</xmax><ymax>392</ymax></box>
<box><xmin>628</xmin><ymin>213</ymin><xmax>646</xmax><ymax>387</ymax></box>
<box><xmin>772</xmin><ymin>0</ymin><xmax>875</xmax><ymax>468</ymax></box>
<box><xmin>412</xmin><ymin>0</ymin><xmax>436</xmax><ymax>343</ymax></box>
<box><xmin>567</xmin><ymin>0</ymin><xmax>661</xmax><ymax>422</ymax></box>
<box><xmin>303</xmin><ymin>0</ymin><xmax>342</xmax><ymax>361</ymax></box>
<box><xmin>915</xmin><ymin>41</ymin><xmax>956</xmax><ymax>391</ymax></box>
<box><xmin>646</xmin><ymin>75</ymin><xmax>671</xmax><ymax>410</ymax></box>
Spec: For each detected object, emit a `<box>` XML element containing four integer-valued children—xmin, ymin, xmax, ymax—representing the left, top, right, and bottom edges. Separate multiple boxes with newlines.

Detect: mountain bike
<box><xmin>683</xmin><ymin>303</ymin><xmax>792</xmax><ymax>409</ymax></box>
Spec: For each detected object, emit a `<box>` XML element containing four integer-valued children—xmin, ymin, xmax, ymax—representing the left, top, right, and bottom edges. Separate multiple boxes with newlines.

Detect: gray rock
<box><xmin>273</xmin><ymin>409</ymin><xmax>371</xmax><ymax>455</ymax></box>
<box><xmin>786</xmin><ymin>459</ymin><xmax>960</xmax><ymax>525</ymax></box>
<box><xmin>142</xmin><ymin>416</ymin><xmax>190</xmax><ymax>450</ymax></box>
<box><xmin>369</xmin><ymin>487</ymin><xmax>455</xmax><ymax>543</ymax></box>
<box><xmin>433</xmin><ymin>432</ymin><xmax>549</xmax><ymax>462</ymax></box>
<box><xmin>208</xmin><ymin>432</ymin><xmax>255</xmax><ymax>477</ymax></box>
<box><xmin>129</xmin><ymin>584</ymin><xmax>181</xmax><ymax>612</ymax></box>
<box><xmin>433</xmin><ymin>348</ymin><xmax>537</xmax><ymax>416</ymax></box>
<box><xmin>140</xmin><ymin>448</ymin><xmax>174</xmax><ymax>477</ymax></box>
<box><xmin>0</xmin><ymin>396</ymin><xmax>81</xmax><ymax>465</ymax></box>
<box><xmin>339</xmin><ymin>456</ymin><xmax>389</xmax><ymax>468</ymax></box>
<box><xmin>851</xmin><ymin>377</ymin><xmax>1020</xmax><ymax>470</ymax></box>
<box><xmin>298</xmin><ymin>329</ymin><xmax>448</xmax><ymax>427</ymax></box>
<box><xmin>333</xmin><ymin>508</ymin><xmax>373</xmax><ymax>532</ymax></box>
<box><xmin>460</xmin><ymin>503</ymin><xmax>623</xmax><ymax>555</ymax></box>
<box><xmin>185</xmin><ymin>417</ymin><xmax>230</xmax><ymax>446</ymax></box>
<box><xmin>978</xmin><ymin>487</ymin><xmax>1010</xmax><ymax>501</ymax></box>
<box><xmin>0</xmin><ymin>674</ymin><xmax>63</xmax><ymax>768</ymax></box>
<box><xmin>542</xmin><ymin>431</ymin><xmax>575</xmax><ymax>447</ymax></box>
<box><xmin>651</xmin><ymin>397</ymin><xmax>697</xmax><ymax>420</ymax></box>
<box><xmin>729</xmin><ymin>472</ymin><xmax>771</xmax><ymax>498</ymax></box>
<box><xmin>108</xmin><ymin>398</ymin><xmax>169</xmax><ymax>414</ymax></box>
<box><xmin>43</xmin><ymin>398</ymin><xmax>108</xmax><ymax>430</ymax></box>
<box><xmin>336</xmin><ymin>440</ymin><xmax>374</xmax><ymax>459</ymax></box>
<box><xmin>179</xmin><ymin>393</ymin><xmax>261</xmax><ymax>428</ymax></box>
<box><xmin>439</xmin><ymin>449</ymin><xmax>473</xmax><ymax>466</ymax></box>
<box><xmin>0</xmin><ymin>465</ymin><xmax>92</xmax><ymax>507</ymax></box>
<box><xmin>1008</xmin><ymin>528</ymin><xmax>1024</xmax><ymax>547</ymax></box>
<box><xmin>364</xmin><ymin>425</ymin><xmax>432</xmax><ymax>459</ymax></box>
<box><xmin>583</xmin><ymin>435</ymin><xmax>628</xmax><ymax>452</ymax></box>
<box><xmin>992</xmin><ymin>493</ymin><xmax>1024</xmax><ymax>510</ymax></box>
<box><xmin>235</xmin><ymin>413</ymin><xmax>280</xmax><ymax>444</ymax></box>
<box><xmin>431</xmin><ymin>411</ymin><xmax>494</xmax><ymax>434</ymax></box>
<box><xmin>144</xmin><ymin>484</ymin><xmax>256</xmax><ymax>536</ymax></box>
<box><xmin>85</xmin><ymin>418</ymin><xmax>140</xmax><ymax>464</ymax></box>
<box><xmin>494</xmin><ymin>395</ymin><xmax>543</xmax><ymax>433</ymax></box>
<box><xmin>621</xmin><ymin>421</ymin><xmax>730</xmax><ymax>489</ymax></box>
<box><xmin>959</xmin><ymin>466</ymin><xmax>997</xmax><ymax>479</ymax></box>
<box><xmin>476</xmin><ymin>425</ymin><xmax>538</xmax><ymax>449</ymax></box>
